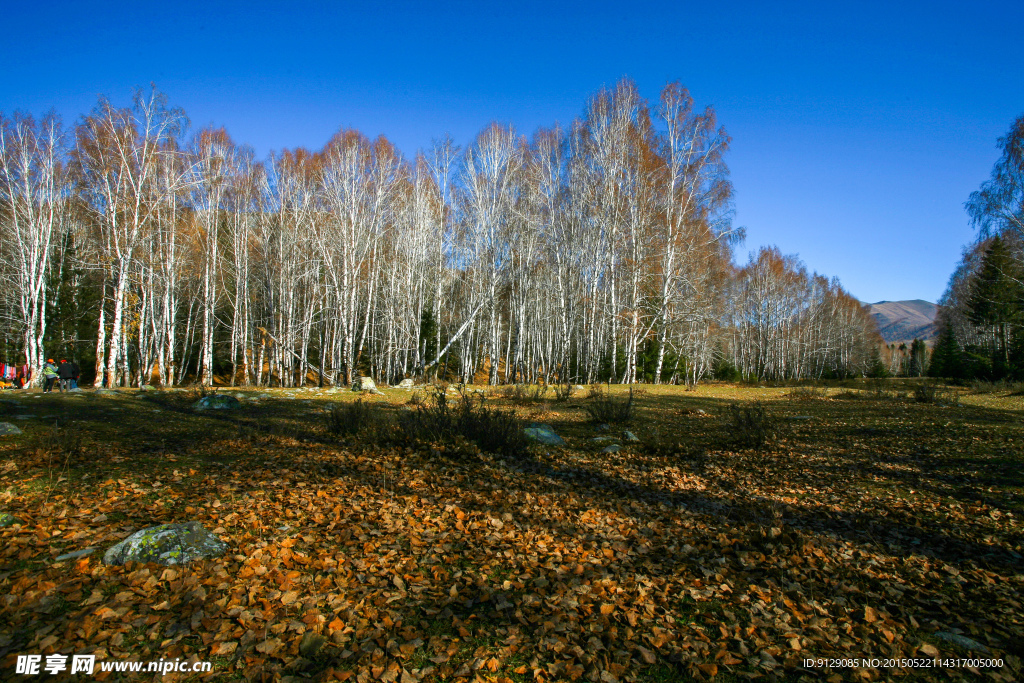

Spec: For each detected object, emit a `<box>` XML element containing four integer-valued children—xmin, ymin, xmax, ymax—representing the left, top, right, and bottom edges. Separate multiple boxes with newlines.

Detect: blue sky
<box><xmin>3</xmin><ymin>0</ymin><xmax>1022</xmax><ymax>303</ymax></box>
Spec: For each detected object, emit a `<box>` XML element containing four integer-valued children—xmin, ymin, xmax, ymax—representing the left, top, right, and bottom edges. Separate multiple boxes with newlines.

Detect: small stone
<box><xmin>933</xmin><ymin>631</ymin><xmax>988</xmax><ymax>653</ymax></box>
<box><xmin>0</xmin><ymin>422</ymin><xmax>22</xmax><ymax>435</ymax></box>
<box><xmin>55</xmin><ymin>548</ymin><xmax>96</xmax><ymax>561</ymax></box>
<box><xmin>522</xmin><ymin>423</ymin><xmax>566</xmax><ymax>446</ymax></box>
<box><xmin>0</xmin><ymin>512</ymin><xmax>19</xmax><ymax>527</ymax></box>
<box><xmin>601</xmin><ymin>444</ymin><xmax>621</xmax><ymax>454</ymax></box>
<box><xmin>623</xmin><ymin>430</ymin><xmax>640</xmax><ymax>442</ymax></box>
<box><xmin>596</xmin><ymin>423</ymin><xmax>611</xmax><ymax>432</ymax></box>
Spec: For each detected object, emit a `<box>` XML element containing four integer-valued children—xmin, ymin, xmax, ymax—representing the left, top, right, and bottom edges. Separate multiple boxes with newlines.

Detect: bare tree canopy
<box><xmin>0</xmin><ymin>81</ymin><xmax>880</xmax><ymax>387</ymax></box>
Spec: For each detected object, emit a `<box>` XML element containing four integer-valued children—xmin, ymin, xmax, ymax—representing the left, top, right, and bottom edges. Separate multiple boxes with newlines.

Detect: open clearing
<box><xmin>0</xmin><ymin>381</ymin><xmax>1021</xmax><ymax>682</ymax></box>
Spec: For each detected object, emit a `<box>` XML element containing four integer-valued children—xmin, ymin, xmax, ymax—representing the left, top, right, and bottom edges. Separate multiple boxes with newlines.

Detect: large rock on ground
<box><xmin>193</xmin><ymin>394</ymin><xmax>241</xmax><ymax>411</ymax></box>
<box><xmin>523</xmin><ymin>423</ymin><xmax>566</xmax><ymax>446</ymax></box>
<box><xmin>103</xmin><ymin>522</ymin><xmax>228</xmax><ymax>566</ymax></box>
<box><xmin>0</xmin><ymin>422</ymin><xmax>22</xmax><ymax>435</ymax></box>
<box><xmin>352</xmin><ymin>376</ymin><xmax>383</xmax><ymax>394</ymax></box>
<box><xmin>397</xmin><ymin>378</ymin><xmax>415</xmax><ymax>389</ymax></box>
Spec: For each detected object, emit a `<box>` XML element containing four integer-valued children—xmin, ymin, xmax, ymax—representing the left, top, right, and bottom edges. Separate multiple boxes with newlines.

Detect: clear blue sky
<box><xmin>3</xmin><ymin>0</ymin><xmax>1021</xmax><ymax>304</ymax></box>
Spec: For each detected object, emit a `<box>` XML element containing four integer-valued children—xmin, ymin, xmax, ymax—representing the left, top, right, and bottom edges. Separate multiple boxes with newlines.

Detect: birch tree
<box><xmin>0</xmin><ymin>112</ymin><xmax>70</xmax><ymax>383</ymax></box>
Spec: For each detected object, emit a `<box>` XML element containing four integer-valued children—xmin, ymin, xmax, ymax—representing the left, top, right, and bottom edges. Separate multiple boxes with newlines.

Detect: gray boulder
<box><xmin>0</xmin><ymin>422</ymin><xmax>22</xmax><ymax>435</ymax></box>
<box><xmin>623</xmin><ymin>431</ymin><xmax>641</xmax><ymax>443</ymax></box>
<box><xmin>523</xmin><ymin>423</ymin><xmax>566</xmax><ymax>446</ymax></box>
<box><xmin>397</xmin><ymin>378</ymin><xmax>415</xmax><ymax>389</ymax></box>
<box><xmin>193</xmin><ymin>394</ymin><xmax>241</xmax><ymax>411</ymax></box>
<box><xmin>103</xmin><ymin>522</ymin><xmax>228</xmax><ymax>566</ymax></box>
<box><xmin>94</xmin><ymin>389</ymin><xmax>119</xmax><ymax>396</ymax></box>
<box><xmin>352</xmin><ymin>376</ymin><xmax>383</xmax><ymax>394</ymax></box>
<box><xmin>602</xmin><ymin>444</ymin><xmax>621</xmax><ymax>454</ymax></box>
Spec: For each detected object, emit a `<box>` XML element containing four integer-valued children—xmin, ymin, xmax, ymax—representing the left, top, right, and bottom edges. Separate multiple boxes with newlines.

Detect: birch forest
<box><xmin>0</xmin><ymin>80</ymin><xmax>881</xmax><ymax>388</ymax></box>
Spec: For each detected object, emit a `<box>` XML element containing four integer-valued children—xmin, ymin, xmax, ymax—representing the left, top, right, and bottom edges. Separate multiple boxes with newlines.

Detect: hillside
<box><xmin>867</xmin><ymin>299</ymin><xmax>938</xmax><ymax>344</ymax></box>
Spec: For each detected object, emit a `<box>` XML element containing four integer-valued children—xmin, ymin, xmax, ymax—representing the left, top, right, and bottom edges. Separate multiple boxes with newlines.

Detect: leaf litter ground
<box><xmin>0</xmin><ymin>382</ymin><xmax>1021</xmax><ymax>682</ymax></box>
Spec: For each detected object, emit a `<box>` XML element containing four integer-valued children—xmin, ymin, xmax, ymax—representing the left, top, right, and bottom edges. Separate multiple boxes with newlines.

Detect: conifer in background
<box><xmin>966</xmin><ymin>235</ymin><xmax>1022</xmax><ymax>375</ymax></box>
<box><xmin>927</xmin><ymin>323</ymin><xmax>964</xmax><ymax>379</ymax></box>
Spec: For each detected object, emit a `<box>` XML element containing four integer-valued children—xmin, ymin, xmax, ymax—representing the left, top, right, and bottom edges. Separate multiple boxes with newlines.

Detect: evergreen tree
<box><xmin>928</xmin><ymin>324</ymin><xmax>963</xmax><ymax>379</ymax></box>
<box><xmin>867</xmin><ymin>345</ymin><xmax>888</xmax><ymax>378</ymax></box>
<box><xmin>967</xmin><ymin>235</ymin><xmax>1023</xmax><ymax>374</ymax></box>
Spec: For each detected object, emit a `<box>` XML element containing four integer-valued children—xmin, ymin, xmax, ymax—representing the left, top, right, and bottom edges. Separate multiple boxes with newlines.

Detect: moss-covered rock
<box><xmin>0</xmin><ymin>422</ymin><xmax>22</xmax><ymax>436</ymax></box>
<box><xmin>192</xmin><ymin>394</ymin><xmax>241</xmax><ymax>411</ymax></box>
<box><xmin>103</xmin><ymin>522</ymin><xmax>228</xmax><ymax>565</ymax></box>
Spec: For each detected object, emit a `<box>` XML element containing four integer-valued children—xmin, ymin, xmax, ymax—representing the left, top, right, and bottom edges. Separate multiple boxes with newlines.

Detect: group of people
<box><xmin>41</xmin><ymin>359</ymin><xmax>80</xmax><ymax>393</ymax></box>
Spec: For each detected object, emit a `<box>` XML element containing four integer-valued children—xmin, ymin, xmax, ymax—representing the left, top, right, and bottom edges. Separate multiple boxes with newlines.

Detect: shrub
<box><xmin>913</xmin><ymin>382</ymin><xmax>960</xmax><ymax>405</ymax></box>
<box><xmin>584</xmin><ymin>386</ymin><xmax>635</xmax><ymax>424</ymax></box>
<box><xmin>498</xmin><ymin>384</ymin><xmax>548</xmax><ymax>405</ymax></box>
<box><xmin>399</xmin><ymin>386</ymin><xmax>528</xmax><ymax>460</ymax></box>
<box><xmin>553</xmin><ymin>382</ymin><xmax>576</xmax><ymax>402</ymax></box>
<box><xmin>970</xmin><ymin>379</ymin><xmax>1024</xmax><ymax>394</ymax></box>
<box><xmin>786</xmin><ymin>385</ymin><xmax>829</xmax><ymax>400</ymax></box>
<box><xmin>725</xmin><ymin>401</ymin><xmax>778</xmax><ymax>450</ymax></box>
<box><xmin>325</xmin><ymin>399</ymin><xmax>381</xmax><ymax>438</ymax></box>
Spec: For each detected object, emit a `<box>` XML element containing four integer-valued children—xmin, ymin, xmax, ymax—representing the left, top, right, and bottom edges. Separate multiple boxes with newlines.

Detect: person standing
<box><xmin>57</xmin><ymin>360</ymin><xmax>74</xmax><ymax>392</ymax></box>
<box><xmin>41</xmin><ymin>359</ymin><xmax>59</xmax><ymax>393</ymax></box>
<box><xmin>69</xmin><ymin>359</ymin><xmax>80</xmax><ymax>390</ymax></box>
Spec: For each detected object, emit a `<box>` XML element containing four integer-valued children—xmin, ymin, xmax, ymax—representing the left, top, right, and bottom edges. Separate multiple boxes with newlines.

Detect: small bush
<box><xmin>913</xmin><ymin>382</ymin><xmax>960</xmax><ymax>405</ymax></box>
<box><xmin>553</xmin><ymin>382</ymin><xmax>576</xmax><ymax>402</ymax></box>
<box><xmin>498</xmin><ymin>384</ymin><xmax>548</xmax><ymax>405</ymax></box>
<box><xmin>32</xmin><ymin>421</ymin><xmax>85</xmax><ymax>463</ymax></box>
<box><xmin>725</xmin><ymin>401</ymin><xmax>778</xmax><ymax>450</ymax></box>
<box><xmin>586</xmin><ymin>384</ymin><xmax>605</xmax><ymax>400</ymax></box>
<box><xmin>786</xmin><ymin>386</ymin><xmax>829</xmax><ymax>400</ymax></box>
<box><xmin>407</xmin><ymin>390</ymin><xmax>425</xmax><ymax>406</ymax></box>
<box><xmin>325</xmin><ymin>400</ymin><xmax>380</xmax><ymax>438</ymax></box>
<box><xmin>399</xmin><ymin>386</ymin><xmax>528</xmax><ymax>460</ymax></box>
<box><xmin>584</xmin><ymin>387</ymin><xmax>636</xmax><ymax>424</ymax></box>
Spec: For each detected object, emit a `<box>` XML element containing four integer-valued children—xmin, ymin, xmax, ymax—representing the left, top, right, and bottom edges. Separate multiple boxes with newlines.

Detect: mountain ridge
<box><xmin>865</xmin><ymin>299</ymin><xmax>938</xmax><ymax>344</ymax></box>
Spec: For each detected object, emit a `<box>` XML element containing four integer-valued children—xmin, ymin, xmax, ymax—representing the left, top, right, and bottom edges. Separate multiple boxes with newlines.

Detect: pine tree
<box><xmin>928</xmin><ymin>324</ymin><xmax>963</xmax><ymax>379</ymax></box>
<box><xmin>967</xmin><ymin>235</ymin><xmax>1022</xmax><ymax>374</ymax></box>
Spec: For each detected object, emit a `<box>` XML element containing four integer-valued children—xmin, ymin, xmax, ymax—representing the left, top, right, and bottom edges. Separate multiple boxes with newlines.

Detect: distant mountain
<box><xmin>866</xmin><ymin>300</ymin><xmax>938</xmax><ymax>344</ymax></box>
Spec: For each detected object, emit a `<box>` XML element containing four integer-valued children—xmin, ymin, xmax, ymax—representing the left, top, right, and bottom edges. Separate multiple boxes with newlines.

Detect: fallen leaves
<box><xmin>0</xmin><ymin>389</ymin><xmax>1022</xmax><ymax>682</ymax></box>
